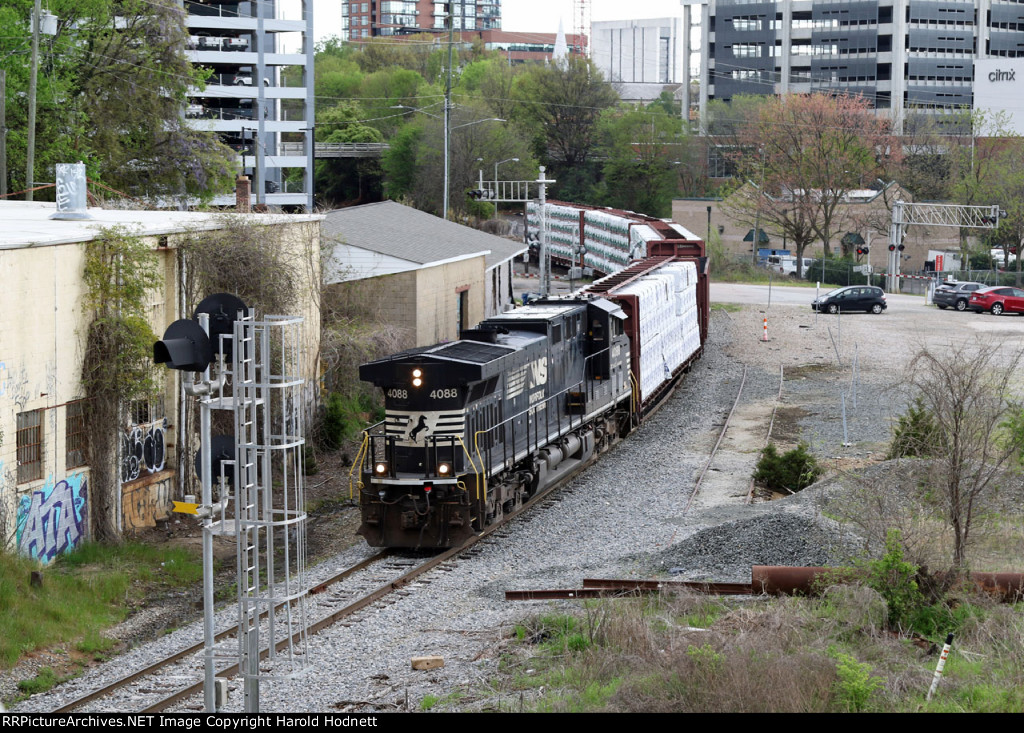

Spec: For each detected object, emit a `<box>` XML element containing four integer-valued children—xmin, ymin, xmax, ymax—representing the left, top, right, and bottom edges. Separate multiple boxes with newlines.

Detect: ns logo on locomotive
<box><xmin>353</xmin><ymin>243</ymin><xmax>709</xmax><ymax>549</ymax></box>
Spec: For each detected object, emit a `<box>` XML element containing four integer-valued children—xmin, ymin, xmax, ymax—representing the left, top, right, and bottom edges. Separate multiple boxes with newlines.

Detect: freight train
<box><xmin>352</xmin><ymin>240</ymin><xmax>709</xmax><ymax>548</ymax></box>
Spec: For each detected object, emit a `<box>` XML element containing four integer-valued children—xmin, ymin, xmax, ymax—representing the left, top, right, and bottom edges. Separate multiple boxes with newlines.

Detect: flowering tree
<box><xmin>723</xmin><ymin>94</ymin><xmax>897</xmax><ymax>275</ymax></box>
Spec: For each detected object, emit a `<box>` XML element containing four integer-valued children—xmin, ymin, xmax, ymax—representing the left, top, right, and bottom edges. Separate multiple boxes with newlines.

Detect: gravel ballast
<box><xmin>8</xmin><ymin>291</ymin><xmax>1006</xmax><ymax>713</ymax></box>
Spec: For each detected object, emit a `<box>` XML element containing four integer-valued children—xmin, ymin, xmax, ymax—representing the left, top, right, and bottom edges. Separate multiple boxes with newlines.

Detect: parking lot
<box><xmin>710</xmin><ymin>283</ymin><xmax>1024</xmax><ymax>379</ymax></box>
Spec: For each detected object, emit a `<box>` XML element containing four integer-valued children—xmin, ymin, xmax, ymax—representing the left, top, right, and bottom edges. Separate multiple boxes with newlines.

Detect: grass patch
<box><xmin>711</xmin><ymin>302</ymin><xmax>742</xmax><ymax>313</ymax></box>
<box><xmin>16</xmin><ymin>667</ymin><xmax>76</xmax><ymax>696</ymax></box>
<box><xmin>488</xmin><ymin>582</ymin><xmax>1024</xmax><ymax>712</ymax></box>
<box><xmin>0</xmin><ymin>541</ymin><xmax>203</xmax><ymax>671</ymax></box>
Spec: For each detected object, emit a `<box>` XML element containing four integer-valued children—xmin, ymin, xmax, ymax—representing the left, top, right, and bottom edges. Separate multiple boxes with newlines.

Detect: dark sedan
<box><xmin>812</xmin><ymin>286</ymin><xmax>887</xmax><ymax>314</ymax></box>
<box><xmin>967</xmin><ymin>286</ymin><xmax>1024</xmax><ymax>315</ymax></box>
<box><xmin>933</xmin><ymin>281</ymin><xmax>983</xmax><ymax>311</ymax></box>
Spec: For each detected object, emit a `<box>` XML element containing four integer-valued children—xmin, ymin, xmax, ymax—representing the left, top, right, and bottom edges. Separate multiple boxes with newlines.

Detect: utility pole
<box><xmin>1</xmin><ymin>69</ymin><xmax>7</xmax><ymax>198</ymax></box>
<box><xmin>26</xmin><ymin>0</ymin><xmax>40</xmax><ymax>201</ymax></box>
<box><xmin>443</xmin><ymin>3</ymin><xmax>454</xmax><ymax>220</ymax></box>
<box><xmin>538</xmin><ymin>166</ymin><xmax>555</xmax><ymax>297</ymax></box>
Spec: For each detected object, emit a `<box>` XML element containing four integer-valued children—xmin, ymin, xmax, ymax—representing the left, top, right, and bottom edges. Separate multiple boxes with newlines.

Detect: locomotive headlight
<box><xmin>412</xmin><ymin>377</ymin><xmax>423</xmax><ymax>387</ymax></box>
<box><xmin>374</xmin><ymin>462</ymin><xmax>388</xmax><ymax>475</ymax></box>
<box><xmin>412</xmin><ymin>368</ymin><xmax>423</xmax><ymax>387</ymax></box>
<box><xmin>412</xmin><ymin>368</ymin><xmax>422</xmax><ymax>378</ymax></box>
<box><xmin>437</xmin><ymin>462</ymin><xmax>451</xmax><ymax>476</ymax></box>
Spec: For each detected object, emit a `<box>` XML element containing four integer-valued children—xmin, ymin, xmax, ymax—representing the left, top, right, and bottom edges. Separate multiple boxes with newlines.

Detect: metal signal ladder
<box><xmin>232</xmin><ymin>311</ymin><xmax>264</xmax><ymax>711</ymax></box>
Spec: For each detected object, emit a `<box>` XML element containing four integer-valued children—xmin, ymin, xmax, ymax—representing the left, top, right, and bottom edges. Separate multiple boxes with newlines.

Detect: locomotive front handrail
<box><xmin>348</xmin><ymin>432</ymin><xmax>371</xmax><ymax>500</ymax></box>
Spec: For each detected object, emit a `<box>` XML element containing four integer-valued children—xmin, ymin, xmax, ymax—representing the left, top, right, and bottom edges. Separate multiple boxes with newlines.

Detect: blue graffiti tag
<box><xmin>16</xmin><ymin>475</ymin><xmax>88</xmax><ymax>563</ymax></box>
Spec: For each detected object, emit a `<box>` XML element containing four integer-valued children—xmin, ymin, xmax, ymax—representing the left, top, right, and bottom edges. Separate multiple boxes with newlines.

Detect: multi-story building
<box><xmin>341</xmin><ymin>0</ymin><xmax>502</xmax><ymax>39</ymax></box>
<box><xmin>699</xmin><ymin>0</ymin><xmax>1024</xmax><ymax>132</ymax></box>
<box><xmin>590</xmin><ymin>17</ymin><xmax>690</xmax><ymax>104</ymax></box>
<box><xmin>184</xmin><ymin>0</ymin><xmax>314</xmax><ymax>210</ymax></box>
<box><xmin>591</xmin><ymin>18</ymin><xmax>686</xmax><ymax>86</ymax></box>
<box><xmin>339</xmin><ymin>1</ymin><xmax>586</xmax><ymax>63</ymax></box>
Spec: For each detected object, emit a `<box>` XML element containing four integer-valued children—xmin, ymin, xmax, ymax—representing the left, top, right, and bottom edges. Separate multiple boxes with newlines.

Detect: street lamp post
<box><xmin>494</xmin><ymin>157</ymin><xmax>519</xmax><ymax>184</ymax></box>
<box><xmin>493</xmin><ymin>157</ymin><xmax>518</xmax><ymax>216</ymax></box>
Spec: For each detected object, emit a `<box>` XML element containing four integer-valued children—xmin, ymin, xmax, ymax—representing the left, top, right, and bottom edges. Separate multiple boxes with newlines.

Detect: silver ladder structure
<box><xmin>231</xmin><ymin>311</ymin><xmax>310</xmax><ymax>713</ymax></box>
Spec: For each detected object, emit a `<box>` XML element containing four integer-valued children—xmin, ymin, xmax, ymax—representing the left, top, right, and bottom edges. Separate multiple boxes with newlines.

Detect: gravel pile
<box><xmin>651</xmin><ymin>509</ymin><xmax>860</xmax><ymax>582</ymax></box>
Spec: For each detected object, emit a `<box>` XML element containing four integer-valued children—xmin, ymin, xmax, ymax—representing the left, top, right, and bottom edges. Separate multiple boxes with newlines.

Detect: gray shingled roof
<box><xmin>322</xmin><ymin>200</ymin><xmax>527</xmax><ymax>270</ymax></box>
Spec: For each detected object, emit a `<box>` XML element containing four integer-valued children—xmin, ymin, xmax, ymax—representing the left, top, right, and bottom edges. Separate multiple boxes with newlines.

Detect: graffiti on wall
<box><xmin>121</xmin><ymin>420</ymin><xmax>167</xmax><ymax>484</ymax></box>
<box><xmin>122</xmin><ymin>475</ymin><xmax>173</xmax><ymax>533</ymax></box>
<box><xmin>16</xmin><ymin>474</ymin><xmax>88</xmax><ymax>563</ymax></box>
<box><xmin>0</xmin><ymin>361</ymin><xmax>31</xmax><ymax>409</ymax></box>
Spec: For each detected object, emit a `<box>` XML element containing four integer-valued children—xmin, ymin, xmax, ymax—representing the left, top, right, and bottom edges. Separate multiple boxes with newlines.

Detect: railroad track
<box><xmin>48</xmin><ymin>433</ymin><xmax>613</xmax><ymax>713</ymax></box>
<box><xmin>51</xmin><ymin>550</ymin><xmax>397</xmax><ymax>713</ymax></box>
<box><xmin>43</xmin><ymin>360</ymin><xmax>752</xmax><ymax>713</ymax></box>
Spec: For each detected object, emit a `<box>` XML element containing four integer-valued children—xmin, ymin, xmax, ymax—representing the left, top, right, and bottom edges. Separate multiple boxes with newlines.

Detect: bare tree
<box><xmin>722</xmin><ymin>93</ymin><xmax>897</xmax><ymax>274</ymax></box>
<box><xmin>902</xmin><ymin>340</ymin><xmax>1024</xmax><ymax>570</ymax></box>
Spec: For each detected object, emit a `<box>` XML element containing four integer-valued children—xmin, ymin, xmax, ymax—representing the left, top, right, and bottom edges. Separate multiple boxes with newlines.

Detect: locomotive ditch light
<box><xmin>375</xmin><ymin>461</ymin><xmax>388</xmax><ymax>475</ymax></box>
<box><xmin>438</xmin><ymin>462</ymin><xmax>451</xmax><ymax>476</ymax></box>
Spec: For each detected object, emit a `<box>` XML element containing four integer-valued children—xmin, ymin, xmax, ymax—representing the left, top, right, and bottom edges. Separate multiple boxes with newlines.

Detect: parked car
<box><xmin>967</xmin><ymin>286</ymin><xmax>1024</xmax><ymax>315</ymax></box>
<box><xmin>933</xmin><ymin>281</ymin><xmax>984</xmax><ymax>311</ymax></box>
<box><xmin>811</xmin><ymin>286</ymin><xmax>887</xmax><ymax>314</ymax></box>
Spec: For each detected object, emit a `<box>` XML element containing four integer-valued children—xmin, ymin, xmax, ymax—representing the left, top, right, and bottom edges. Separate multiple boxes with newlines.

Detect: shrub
<box><xmin>320</xmin><ymin>392</ymin><xmax>382</xmax><ymax>450</ymax></box>
<box><xmin>888</xmin><ymin>397</ymin><xmax>942</xmax><ymax>459</ymax></box>
<box><xmin>864</xmin><ymin>529</ymin><xmax>925</xmax><ymax>631</ymax></box>
<box><xmin>753</xmin><ymin>442</ymin><xmax>821</xmax><ymax>493</ymax></box>
<box><xmin>831</xmin><ymin>651</ymin><xmax>882</xmax><ymax>712</ymax></box>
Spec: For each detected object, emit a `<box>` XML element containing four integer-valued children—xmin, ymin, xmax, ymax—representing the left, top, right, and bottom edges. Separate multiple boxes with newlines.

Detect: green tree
<box><xmin>512</xmin><ymin>56</ymin><xmax>619</xmax><ymax>172</ymax></box>
<box><xmin>598</xmin><ymin>103</ymin><xmax>689</xmax><ymax>217</ymax></box>
<box><xmin>1</xmin><ymin>0</ymin><xmax>235</xmax><ymax>201</ymax></box>
<box><xmin>315</xmin><ymin>102</ymin><xmax>385</xmax><ymax>206</ymax></box>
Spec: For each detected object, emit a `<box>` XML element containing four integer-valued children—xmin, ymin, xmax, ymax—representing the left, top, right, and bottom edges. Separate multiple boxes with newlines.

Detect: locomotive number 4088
<box><xmin>429</xmin><ymin>388</ymin><xmax>459</xmax><ymax>399</ymax></box>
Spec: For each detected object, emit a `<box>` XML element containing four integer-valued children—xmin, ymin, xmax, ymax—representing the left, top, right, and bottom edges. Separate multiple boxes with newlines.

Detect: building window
<box><xmin>17</xmin><ymin>409</ymin><xmax>44</xmax><ymax>484</ymax></box>
<box><xmin>66</xmin><ymin>401</ymin><xmax>88</xmax><ymax>470</ymax></box>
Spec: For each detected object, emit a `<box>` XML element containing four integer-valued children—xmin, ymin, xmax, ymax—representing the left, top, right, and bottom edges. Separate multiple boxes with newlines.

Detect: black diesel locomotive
<box><xmin>353</xmin><ymin>243</ymin><xmax>708</xmax><ymax>548</ymax></box>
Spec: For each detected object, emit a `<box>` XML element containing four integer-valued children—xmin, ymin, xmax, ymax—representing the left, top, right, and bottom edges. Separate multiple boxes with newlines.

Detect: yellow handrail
<box><xmin>347</xmin><ymin>432</ymin><xmax>370</xmax><ymax>500</ymax></box>
<box><xmin>628</xmin><ymin>371</ymin><xmax>640</xmax><ymax>416</ymax></box>
<box><xmin>471</xmin><ymin>430</ymin><xmax>489</xmax><ymax>502</ymax></box>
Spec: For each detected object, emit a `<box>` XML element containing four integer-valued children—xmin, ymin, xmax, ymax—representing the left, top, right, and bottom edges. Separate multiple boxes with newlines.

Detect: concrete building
<box><xmin>0</xmin><ymin>202</ymin><xmax>321</xmax><ymax>562</ymax></box>
<box><xmin>184</xmin><ymin>0</ymin><xmax>315</xmax><ymax>209</ymax></box>
<box><xmin>592</xmin><ymin>17</ymin><xmax>686</xmax><ymax>84</ymax></box>
<box><xmin>322</xmin><ymin>201</ymin><xmax>527</xmax><ymax>346</ymax></box>
<box><xmin>699</xmin><ymin>0</ymin><xmax>1024</xmax><ymax>132</ymax></box>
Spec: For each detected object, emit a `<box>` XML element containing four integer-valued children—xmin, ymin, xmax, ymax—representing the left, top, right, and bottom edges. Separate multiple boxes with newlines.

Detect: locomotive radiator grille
<box><xmin>384</xmin><ymin>409</ymin><xmax>466</xmax><ymax>447</ymax></box>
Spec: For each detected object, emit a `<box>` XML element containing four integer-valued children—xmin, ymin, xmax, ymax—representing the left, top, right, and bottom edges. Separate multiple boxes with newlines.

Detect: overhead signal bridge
<box><xmin>886</xmin><ymin>201</ymin><xmax>1005</xmax><ymax>291</ymax></box>
<box><xmin>468</xmin><ymin>178</ymin><xmax>544</xmax><ymax>203</ymax></box>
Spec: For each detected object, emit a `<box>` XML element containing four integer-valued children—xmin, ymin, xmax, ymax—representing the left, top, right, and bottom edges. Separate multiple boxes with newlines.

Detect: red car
<box><xmin>968</xmin><ymin>286</ymin><xmax>1024</xmax><ymax>315</ymax></box>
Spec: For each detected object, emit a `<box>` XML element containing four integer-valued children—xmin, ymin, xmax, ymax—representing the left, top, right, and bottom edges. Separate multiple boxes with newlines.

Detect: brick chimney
<box><xmin>235</xmin><ymin>175</ymin><xmax>251</xmax><ymax>213</ymax></box>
